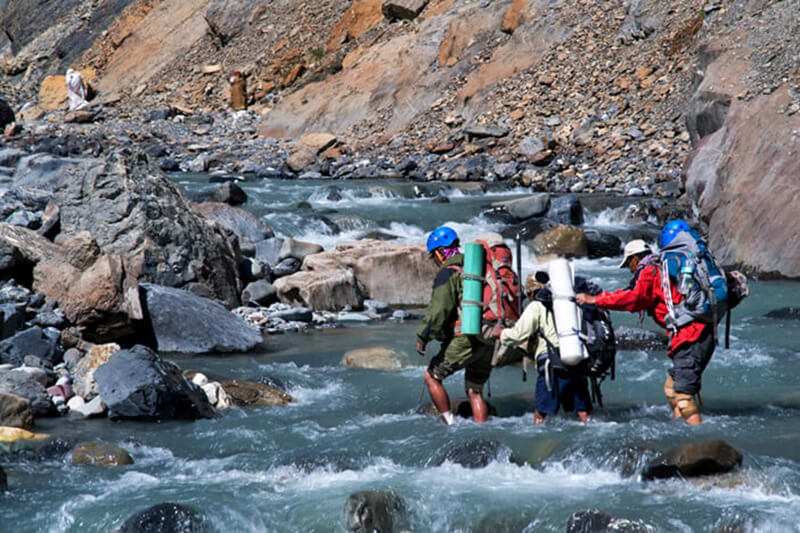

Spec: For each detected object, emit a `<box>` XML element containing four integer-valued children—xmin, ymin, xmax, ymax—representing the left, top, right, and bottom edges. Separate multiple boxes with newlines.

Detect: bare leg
<box><xmin>533</xmin><ymin>410</ymin><xmax>546</xmax><ymax>425</ymax></box>
<box><xmin>467</xmin><ymin>388</ymin><xmax>489</xmax><ymax>423</ymax></box>
<box><xmin>683</xmin><ymin>413</ymin><xmax>702</xmax><ymax>425</ymax></box>
<box><xmin>576</xmin><ymin>411</ymin><xmax>590</xmax><ymax>423</ymax></box>
<box><xmin>424</xmin><ymin>371</ymin><xmax>452</xmax><ymax>424</ymax></box>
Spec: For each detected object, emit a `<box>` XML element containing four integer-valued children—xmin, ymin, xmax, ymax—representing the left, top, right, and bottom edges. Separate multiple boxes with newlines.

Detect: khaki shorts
<box><xmin>427</xmin><ymin>335</ymin><xmax>493</xmax><ymax>394</ymax></box>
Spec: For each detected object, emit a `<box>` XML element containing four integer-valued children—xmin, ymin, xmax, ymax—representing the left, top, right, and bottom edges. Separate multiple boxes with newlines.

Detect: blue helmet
<box><xmin>660</xmin><ymin>219</ymin><xmax>691</xmax><ymax>248</ymax></box>
<box><xmin>426</xmin><ymin>226</ymin><xmax>459</xmax><ymax>253</ymax></box>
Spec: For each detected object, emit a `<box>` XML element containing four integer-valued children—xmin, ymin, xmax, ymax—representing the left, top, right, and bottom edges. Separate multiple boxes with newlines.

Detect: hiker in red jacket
<box><xmin>575</xmin><ymin>237</ymin><xmax>713</xmax><ymax>426</ymax></box>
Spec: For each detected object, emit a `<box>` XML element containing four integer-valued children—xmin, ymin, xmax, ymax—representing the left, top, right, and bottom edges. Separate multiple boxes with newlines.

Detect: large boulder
<box><xmin>7</xmin><ymin>151</ymin><xmax>241</xmax><ymax>306</ymax></box>
<box><xmin>0</xmin><ymin>326</ymin><xmax>61</xmax><ymax>367</ymax></box>
<box><xmin>120</xmin><ymin>503</ymin><xmax>207</xmax><ymax>533</ymax></box>
<box><xmin>642</xmin><ymin>440</ymin><xmax>743</xmax><ymax>480</ymax></box>
<box><xmin>531</xmin><ymin>224</ymin><xmax>588</xmax><ymax>259</ymax></box>
<box><xmin>0</xmin><ymin>392</ymin><xmax>34</xmax><ymax>430</ymax></box>
<box><xmin>274</xmin><ymin>268</ymin><xmax>363</xmax><ymax>311</ymax></box>
<box><xmin>343</xmin><ymin>489</ymin><xmax>406</xmax><ymax>533</ymax></box>
<box><xmin>0</xmin><ymin>370</ymin><xmax>54</xmax><ymax>416</ymax></box>
<box><xmin>94</xmin><ymin>345</ymin><xmax>216</xmax><ymax>421</ymax></box>
<box><xmin>684</xmin><ymin>34</ymin><xmax>800</xmax><ymax>277</ymax></box>
<box><xmin>140</xmin><ymin>284</ymin><xmax>263</xmax><ymax>354</ymax></box>
<box><xmin>71</xmin><ymin>441</ymin><xmax>134</xmax><ymax>467</ymax></box>
<box><xmin>306</xmin><ymin>240</ymin><xmax>438</xmax><ymax>307</ymax></box>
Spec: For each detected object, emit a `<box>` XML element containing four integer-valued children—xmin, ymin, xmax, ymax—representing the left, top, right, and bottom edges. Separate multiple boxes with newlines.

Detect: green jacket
<box><xmin>416</xmin><ymin>253</ymin><xmax>463</xmax><ymax>346</ymax></box>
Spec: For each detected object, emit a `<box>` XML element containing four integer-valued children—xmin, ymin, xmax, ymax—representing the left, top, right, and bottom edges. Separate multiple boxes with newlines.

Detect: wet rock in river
<box><xmin>642</xmin><ymin>440</ymin><xmax>743</xmax><ymax>481</ymax></box>
<box><xmin>431</xmin><ymin>438</ymin><xmax>510</xmax><ymax>469</ymax></box>
<box><xmin>546</xmin><ymin>194</ymin><xmax>584</xmax><ymax>225</ymax></box>
<box><xmin>210</xmin><ymin>181</ymin><xmax>247</xmax><ymax>206</ymax></box>
<box><xmin>531</xmin><ymin>224</ymin><xmax>588</xmax><ymax>259</ymax></box>
<box><xmin>219</xmin><ymin>378</ymin><xmax>291</xmax><ymax>406</ymax></box>
<box><xmin>343</xmin><ymin>489</ymin><xmax>406</xmax><ymax>533</ymax></box>
<box><xmin>95</xmin><ymin>345</ymin><xmax>215</xmax><ymax>421</ymax></box>
<box><xmin>492</xmin><ymin>193</ymin><xmax>550</xmax><ymax>221</ymax></box>
<box><xmin>71</xmin><ymin>441</ymin><xmax>133</xmax><ymax>467</ymax></box>
<box><xmin>140</xmin><ymin>283</ymin><xmax>262</xmax><ymax>354</ymax></box>
<box><xmin>566</xmin><ymin>509</ymin><xmax>655</xmax><ymax>533</ymax></box>
<box><xmin>120</xmin><ymin>502</ymin><xmax>207</xmax><ymax>533</ymax></box>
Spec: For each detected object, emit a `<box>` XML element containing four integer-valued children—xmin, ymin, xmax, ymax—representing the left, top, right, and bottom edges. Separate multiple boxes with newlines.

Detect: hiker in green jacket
<box><xmin>416</xmin><ymin>226</ymin><xmax>493</xmax><ymax>425</ymax></box>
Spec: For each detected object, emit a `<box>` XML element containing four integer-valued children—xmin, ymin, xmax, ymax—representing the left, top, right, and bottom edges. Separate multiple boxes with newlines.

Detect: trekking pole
<box><xmin>725</xmin><ymin>310</ymin><xmax>731</xmax><ymax>349</ymax></box>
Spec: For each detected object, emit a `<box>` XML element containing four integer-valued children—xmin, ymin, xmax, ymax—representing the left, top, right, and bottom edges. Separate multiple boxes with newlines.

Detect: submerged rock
<box><xmin>764</xmin><ymin>307</ymin><xmax>800</xmax><ymax>320</ymax></box>
<box><xmin>120</xmin><ymin>502</ymin><xmax>206</xmax><ymax>533</ymax></box>
<box><xmin>642</xmin><ymin>440</ymin><xmax>743</xmax><ymax>480</ymax></box>
<box><xmin>343</xmin><ymin>489</ymin><xmax>406</xmax><ymax>533</ymax></box>
<box><xmin>341</xmin><ymin>347</ymin><xmax>404</xmax><ymax>370</ymax></box>
<box><xmin>615</xmin><ymin>327</ymin><xmax>667</xmax><ymax>352</ymax></box>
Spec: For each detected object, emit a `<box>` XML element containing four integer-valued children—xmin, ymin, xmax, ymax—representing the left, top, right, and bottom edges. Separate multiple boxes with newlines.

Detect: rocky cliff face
<box><xmin>683</xmin><ymin>2</ymin><xmax>800</xmax><ymax>278</ymax></box>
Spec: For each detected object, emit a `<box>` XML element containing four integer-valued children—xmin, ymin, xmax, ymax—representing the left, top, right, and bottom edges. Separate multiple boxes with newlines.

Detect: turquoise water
<box><xmin>2</xmin><ymin>179</ymin><xmax>799</xmax><ymax>532</ymax></box>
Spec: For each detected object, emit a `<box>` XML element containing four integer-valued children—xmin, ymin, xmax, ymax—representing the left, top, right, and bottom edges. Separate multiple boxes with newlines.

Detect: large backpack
<box><xmin>533</xmin><ymin>278</ymin><xmax>616</xmax><ymax>378</ymax></box>
<box><xmin>660</xmin><ymin>229</ymin><xmax>750</xmax><ymax>347</ymax></box>
<box><xmin>475</xmin><ymin>238</ymin><xmax>520</xmax><ymax>324</ymax></box>
<box><xmin>659</xmin><ymin>229</ymin><xmax>728</xmax><ymax>332</ymax></box>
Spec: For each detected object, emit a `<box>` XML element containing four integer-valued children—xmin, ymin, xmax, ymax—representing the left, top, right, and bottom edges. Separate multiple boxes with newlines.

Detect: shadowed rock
<box><xmin>120</xmin><ymin>502</ymin><xmax>206</xmax><ymax>533</ymax></box>
<box><xmin>764</xmin><ymin>307</ymin><xmax>800</xmax><ymax>321</ymax></box>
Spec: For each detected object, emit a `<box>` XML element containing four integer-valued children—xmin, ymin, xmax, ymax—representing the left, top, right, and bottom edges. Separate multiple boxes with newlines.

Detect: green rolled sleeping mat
<box><xmin>461</xmin><ymin>242</ymin><xmax>485</xmax><ymax>335</ymax></box>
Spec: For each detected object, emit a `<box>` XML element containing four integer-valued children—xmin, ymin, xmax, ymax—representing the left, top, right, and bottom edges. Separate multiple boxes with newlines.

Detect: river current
<box><xmin>2</xmin><ymin>177</ymin><xmax>799</xmax><ymax>532</ymax></box>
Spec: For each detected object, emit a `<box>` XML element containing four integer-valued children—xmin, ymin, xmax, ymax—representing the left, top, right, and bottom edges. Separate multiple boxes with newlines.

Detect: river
<box><xmin>3</xmin><ymin>177</ymin><xmax>799</xmax><ymax>532</ymax></box>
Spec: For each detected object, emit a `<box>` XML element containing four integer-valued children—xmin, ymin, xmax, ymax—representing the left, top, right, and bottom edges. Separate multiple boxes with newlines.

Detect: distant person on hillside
<box><xmin>492</xmin><ymin>272</ymin><xmax>593</xmax><ymax>425</ymax></box>
<box><xmin>576</xmin><ymin>230</ymin><xmax>714</xmax><ymax>426</ymax></box>
<box><xmin>416</xmin><ymin>226</ymin><xmax>493</xmax><ymax>425</ymax></box>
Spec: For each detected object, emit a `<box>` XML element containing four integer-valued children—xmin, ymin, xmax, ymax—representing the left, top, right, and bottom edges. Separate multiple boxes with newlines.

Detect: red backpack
<box><xmin>475</xmin><ymin>238</ymin><xmax>520</xmax><ymax>324</ymax></box>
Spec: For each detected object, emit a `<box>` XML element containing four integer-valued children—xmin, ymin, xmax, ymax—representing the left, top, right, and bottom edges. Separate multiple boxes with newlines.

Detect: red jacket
<box><xmin>595</xmin><ymin>262</ymin><xmax>706</xmax><ymax>354</ymax></box>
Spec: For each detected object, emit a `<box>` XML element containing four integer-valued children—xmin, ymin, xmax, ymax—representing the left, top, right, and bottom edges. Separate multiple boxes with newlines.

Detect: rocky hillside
<box><xmin>1</xmin><ymin>0</ymin><xmax>798</xmax><ymax>276</ymax></box>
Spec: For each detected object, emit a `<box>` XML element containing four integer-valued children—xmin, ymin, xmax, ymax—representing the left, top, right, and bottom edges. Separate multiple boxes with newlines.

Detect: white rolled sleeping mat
<box><xmin>548</xmin><ymin>258</ymin><xmax>588</xmax><ymax>366</ymax></box>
